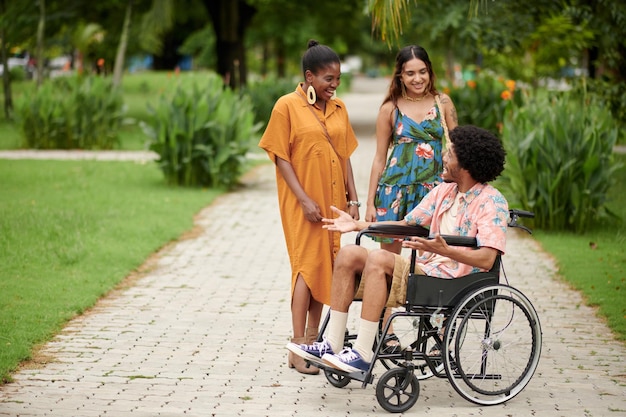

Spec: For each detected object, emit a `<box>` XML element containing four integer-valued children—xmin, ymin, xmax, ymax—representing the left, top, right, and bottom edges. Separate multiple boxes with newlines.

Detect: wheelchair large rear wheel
<box><xmin>443</xmin><ymin>285</ymin><xmax>542</xmax><ymax>405</ymax></box>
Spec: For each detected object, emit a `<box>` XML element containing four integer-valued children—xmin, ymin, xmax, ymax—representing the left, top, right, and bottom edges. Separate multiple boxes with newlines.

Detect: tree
<box><xmin>205</xmin><ymin>0</ymin><xmax>257</xmax><ymax>89</ymax></box>
<box><xmin>112</xmin><ymin>0</ymin><xmax>132</xmax><ymax>87</ymax></box>
<box><xmin>0</xmin><ymin>0</ymin><xmax>35</xmax><ymax>119</ymax></box>
<box><xmin>370</xmin><ymin>0</ymin><xmax>625</xmax><ymax>84</ymax></box>
<box><xmin>35</xmin><ymin>0</ymin><xmax>45</xmax><ymax>87</ymax></box>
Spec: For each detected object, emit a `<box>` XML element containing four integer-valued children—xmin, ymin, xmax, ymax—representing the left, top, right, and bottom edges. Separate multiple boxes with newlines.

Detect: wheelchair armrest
<box><xmin>440</xmin><ymin>235</ymin><xmax>477</xmax><ymax>248</ymax></box>
<box><xmin>356</xmin><ymin>223</ymin><xmax>429</xmax><ymax>244</ymax></box>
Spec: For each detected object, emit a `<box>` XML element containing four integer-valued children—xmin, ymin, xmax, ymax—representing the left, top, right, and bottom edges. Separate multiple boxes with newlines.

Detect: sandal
<box><xmin>427</xmin><ymin>345</ymin><xmax>442</xmax><ymax>357</ymax></box>
<box><xmin>382</xmin><ymin>333</ymin><xmax>400</xmax><ymax>353</ymax></box>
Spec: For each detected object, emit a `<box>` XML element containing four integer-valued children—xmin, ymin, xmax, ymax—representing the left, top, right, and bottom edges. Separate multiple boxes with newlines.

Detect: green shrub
<box><xmin>243</xmin><ymin>77</ymin><xmax>294</xmax><ymax>129</ymax></box>
<box><xmin>15</xmin><ymin>76</ymin><xmax>124</xmax><ymax>149</ymax></box>
<box><xmin>141</xmin><ymin>72</ymin><xmax>261</xmax><ymax>189</ymax></box>
<box><xmin>500</xmin><ymin>88</ymin><xmax>623</xmax><ymax>232</ymax></box>
<box><xmin>575</xmin><ymin>78</ymin><xmax>626</xmax><ymax>145</ymax></box>
<box><xmin>447</xmin><ymin>70</ymin><xmax>523</xmax><ymax>136</ymax></box>
<box><xmin>8</xmin><ymin>66</ymin><xmax>27</xmax><ymax>82</ymax></box>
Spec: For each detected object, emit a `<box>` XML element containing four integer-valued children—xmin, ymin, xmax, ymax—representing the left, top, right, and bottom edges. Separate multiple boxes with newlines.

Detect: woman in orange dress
<box><xmin>259</xmin><ymin>40</ymin><xmax>359</xmax><ymax>374</ymax></box>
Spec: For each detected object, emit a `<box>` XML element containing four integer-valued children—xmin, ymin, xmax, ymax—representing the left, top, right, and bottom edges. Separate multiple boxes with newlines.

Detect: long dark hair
<box><xmin>383</xmin><ymin>45</ymin><xmax>438</xmax><ymax>106</ymax></box>
<box><xmin>301</xmin><ymin>39</ymin><xmax>340</xmax><ymax>76</ymax></box>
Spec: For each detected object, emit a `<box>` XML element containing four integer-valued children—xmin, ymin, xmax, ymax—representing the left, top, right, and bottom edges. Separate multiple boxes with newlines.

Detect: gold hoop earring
<box><xmin>306</xmin><ymin>85</ymin><xmax>316</xmax><ymax>105</ymax></box>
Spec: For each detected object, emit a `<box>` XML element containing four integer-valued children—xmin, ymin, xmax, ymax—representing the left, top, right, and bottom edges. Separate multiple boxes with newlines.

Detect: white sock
<box><xmin>353</xmin><ymin>319</ymin><xmax>378</xmax><ymax>363</ymax></box>
<box><xmin>327</xmin><ymin>310</ymin><xmax>348</xmax><ymax>353</ymax></box>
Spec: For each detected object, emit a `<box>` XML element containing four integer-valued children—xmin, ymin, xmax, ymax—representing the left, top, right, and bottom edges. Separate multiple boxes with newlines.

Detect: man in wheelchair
<box><xmin>287</xmin><ymin>125</ymin><xmax>508</xmax><ymax>373</ymax></box>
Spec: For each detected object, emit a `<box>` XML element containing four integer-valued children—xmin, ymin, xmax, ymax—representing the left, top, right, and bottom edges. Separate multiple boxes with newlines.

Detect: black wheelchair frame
<box><xmin>311</xmin><ymin>209</ymin><xmax>542</xmax><ymax>413</ymax></box>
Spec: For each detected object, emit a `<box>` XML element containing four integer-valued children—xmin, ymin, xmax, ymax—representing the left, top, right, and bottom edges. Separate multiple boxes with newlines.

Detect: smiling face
<box><xmin>306</xmin><ymin>62</ymin><xmax>341</xmax><ymax>103</ymax></box>
<box><xmin>400</xmin><ymin>58</ymin><xmax>431</xmax><ymax>97</ymax></box>
<box><xmin>442</xmin><ymin>143</ymin><xmax>462</xmax><ymax>184</ymax></box>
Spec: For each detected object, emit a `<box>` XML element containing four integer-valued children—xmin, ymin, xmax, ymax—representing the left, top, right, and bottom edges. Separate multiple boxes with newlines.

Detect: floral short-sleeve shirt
<box><xmin>404</xmin><ymin>182</ymin><xmax>509</xmax><ymax>278</ymax></box>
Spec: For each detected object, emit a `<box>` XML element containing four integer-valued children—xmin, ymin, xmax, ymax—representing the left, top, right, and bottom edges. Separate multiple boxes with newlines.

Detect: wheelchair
<box><xmin>312</xmin><ymin>209</ymin><xmax>542</xmax><ymax>413</ymax></box>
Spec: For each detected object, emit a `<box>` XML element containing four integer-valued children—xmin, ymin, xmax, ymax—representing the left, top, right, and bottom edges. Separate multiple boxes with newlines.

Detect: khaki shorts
<box><xmin>353</xmin><ymin>254</ymin><xmax>424</xmax><ymax>308</ymax></box>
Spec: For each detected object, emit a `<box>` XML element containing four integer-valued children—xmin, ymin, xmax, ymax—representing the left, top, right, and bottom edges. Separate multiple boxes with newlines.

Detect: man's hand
<box><xmin>322</xmin><ymin>206</ymin><xmax>360</xmax><ymax>233</ymax></box>
<box><xmin>402</xmin><ymin>234</ymin><xmax>450</xmax><ymax>256</ymax></box>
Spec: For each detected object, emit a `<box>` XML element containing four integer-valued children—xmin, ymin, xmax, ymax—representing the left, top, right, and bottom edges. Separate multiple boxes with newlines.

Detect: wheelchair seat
<box><xmin>405</xmin><ymin>256</ymin><xmax>501</xmax><ymax>309</ymax></box>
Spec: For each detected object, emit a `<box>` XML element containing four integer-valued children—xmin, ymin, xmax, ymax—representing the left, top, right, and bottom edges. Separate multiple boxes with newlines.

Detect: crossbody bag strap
<box><xmin>295</xmin><ymin>90</ymin><xmax>348</xmax><ymax>189</ymax></box>
<box><xmin>295</xmin><ymin>91</ymin><xmax>339</xmax><ymax>154</ymax></box>
<box><xmin>435</xmin><ymin>94</ymin><xmax>449</xmax><ymax>151</ymax></box>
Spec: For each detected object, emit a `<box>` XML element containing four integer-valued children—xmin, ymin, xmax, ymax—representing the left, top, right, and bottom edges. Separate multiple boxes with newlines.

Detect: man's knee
<box><xmin>335</xmin><ymin>244</ymin><xmax>367</xmax><ymax>272</ymax></box>
<box><xmin>365</xmin><ymin>248</ymin><xmax>396</xmax><ymax>275</ymax></box>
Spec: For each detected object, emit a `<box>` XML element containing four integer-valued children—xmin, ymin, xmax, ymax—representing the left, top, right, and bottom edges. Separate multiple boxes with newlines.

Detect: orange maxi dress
<box><xmin>259</xmin><ymin>84</ymin><xmax>358</xmax><ymax>305</ymax></box>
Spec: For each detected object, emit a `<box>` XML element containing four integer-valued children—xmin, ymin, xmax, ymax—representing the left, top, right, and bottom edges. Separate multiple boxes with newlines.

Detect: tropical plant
<box><xmin>578</xmin><ymin>77</ymin><xmax>626</xmax><ymax>145</ymax></box>
<box><xmin>242</xmin><ymin>76</ymin><xmax>294</xmax><ymax>129</ymax></box>
<box><xmin>15</xmin><ymin>75</ymin><xmax>124</xmax><ymax>149</ymax></box>
<box><xmin>500</xmin><ymin>88</ymin><xmax>622</xmax><ymax>232</ymax></box>
<box><xmin>447</xmin><ymin>70</ymin><xmax>522</xmax><ymax>137</ymax></box>
<box><xmin>142</xmin><ymin>72</ymin><xmax>261</xmax><ymax>188</ymax></box>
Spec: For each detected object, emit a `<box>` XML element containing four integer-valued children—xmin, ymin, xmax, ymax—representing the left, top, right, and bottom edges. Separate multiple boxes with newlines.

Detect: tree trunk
<box><xmin>113</xmin><ymin>0</ymin><xmax>133</xmax><ymax>88</ymax></box>
<box><xmin>205</xmin><ymin>0</ymin><xmax>256</xmax><ymax>89</ymax></box>
<box><xmin>261</xmin><ymin>41</ymin><xmax>268</xmax><ymax>77</ymax></box>
<box><xmin>0</xmin><ymin>0</ymin><xmax>13</xmax><ymax>119</ymax></box>
<box><xmin>586</xmin><ymin>46</ymin><xmax>598</xmax><ymax>79</ymax></box>
<box><xmin>36</xmin><ymin>0</ymin><xmax>45</xmax><ymax>87</ymax></box>
<box><xmin>276</xmin><ymin>38</ymin><xmax>286</xmax><ymax>79</ymax></box>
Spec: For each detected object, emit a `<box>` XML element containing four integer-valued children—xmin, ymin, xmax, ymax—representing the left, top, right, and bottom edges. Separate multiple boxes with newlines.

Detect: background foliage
<box><xmin>15</xmin><ymin>76</ymin><xmax>124</xmax><ymax>150</ymax></box>
<box><xmin>500</xmin><ymin>87</ymin><xmax>621</xmax><ymax>232</ymax></box>
<box><xmin>142</xmin><ymin>72</ymin><xmax>260</xmax><ymax>188</ymax></box>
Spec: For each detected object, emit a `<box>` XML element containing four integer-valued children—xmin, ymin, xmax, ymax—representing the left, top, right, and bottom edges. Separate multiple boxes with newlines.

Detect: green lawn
<box><xmin>0</xmin><ymin>159</ymin><xmax>221</xmax><ymax>383</ymax></box>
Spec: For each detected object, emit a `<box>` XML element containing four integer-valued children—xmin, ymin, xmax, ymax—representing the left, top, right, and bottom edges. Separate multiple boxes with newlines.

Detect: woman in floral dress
<box><xmin>365</xmin><ymin>45</ymin><xmax>458</xmax><ymax>348</ymax></box>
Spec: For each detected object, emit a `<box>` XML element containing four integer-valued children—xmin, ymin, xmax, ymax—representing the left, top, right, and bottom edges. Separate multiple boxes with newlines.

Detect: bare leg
<box><xmin>289</xmin><ymin>274</ymin><xmax>322</xmax><ymax>375</ymax></box>
<box><xmin>329</xmin><ymin>244</ymin><xmax>369</xmax><ymax>312</ymax></box>
<box><xmin>359</xmin><ymin>249</ymin><xmax>396</xmax><ymax>322</ymax></box>
<box><xmin>352</xmin><ymin>248</ymin><xmax>397</xmax><ymax>362</ymax></box>
<box><xmin>323</xmin><ymin>244</ymin><xmax>369</xmax><ymax>351</ymax></box>
<box><xmin>291</xmin><ymin>273</ymin><xmax>310</xmax><ymax>339</ymax></box>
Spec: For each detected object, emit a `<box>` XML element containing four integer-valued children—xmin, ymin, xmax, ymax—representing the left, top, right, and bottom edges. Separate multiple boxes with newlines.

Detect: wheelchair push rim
<box><xmin>443</xmin><ymin>284</ymin><xmax>542</xmax><ymax>405</ymax></box>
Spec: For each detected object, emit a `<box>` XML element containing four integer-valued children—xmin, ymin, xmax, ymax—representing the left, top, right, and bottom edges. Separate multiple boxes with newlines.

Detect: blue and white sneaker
<box><xmin>322</xmin><ymin>347</ymin><xmax>370</xmax><ymax>373</ymax></box>
<box><xmin>286</xmin><ymin>338</ymin><xmax>334</xmax><ymax>363</ymax></box>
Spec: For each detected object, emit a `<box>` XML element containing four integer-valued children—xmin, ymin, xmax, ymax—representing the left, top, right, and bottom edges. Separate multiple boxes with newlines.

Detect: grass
<box><xmin>0</xmin><ymin>159</ymin><xmax>222</xmax><ymax>383</ymax></box>
<box><xmin>531</xmin><ymin>153</ymin><xmax>626</xmax><ymax>341</ymax></box>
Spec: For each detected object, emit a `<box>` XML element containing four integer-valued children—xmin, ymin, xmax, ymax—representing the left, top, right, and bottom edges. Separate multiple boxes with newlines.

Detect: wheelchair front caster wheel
<box><xmin>376</xmin><ymin>367</ymin><xmax>420</xmax><ymax>413</ymax></box>
<box><xmin>325</xmin><ymin>369</ymin><xmax>351</xmax><ymax>388</ymax></box>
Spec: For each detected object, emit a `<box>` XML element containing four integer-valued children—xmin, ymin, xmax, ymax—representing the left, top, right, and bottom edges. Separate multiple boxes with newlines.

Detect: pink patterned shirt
<box><xmin>404</xmin><ymin>182</ymin><xmax>509</xmax><ymax>278</ymax></box>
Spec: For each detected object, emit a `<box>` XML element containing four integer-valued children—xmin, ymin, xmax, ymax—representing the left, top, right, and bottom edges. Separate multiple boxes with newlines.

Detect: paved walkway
<box><xmin>1</xmin><ymin>77</ymin><xmax>625</xmax><ymax>416</ymax></box>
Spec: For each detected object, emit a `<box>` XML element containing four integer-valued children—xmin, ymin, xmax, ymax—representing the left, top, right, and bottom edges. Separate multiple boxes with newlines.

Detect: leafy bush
<box><xmin>447</xmin><ymin>70</ymin><xmax>523</xmax><ymax>137</ymax></box>
<box><xmin>142</xmin><ymin>72</ymin><xmax>260</xmax><ymax>189</ymax></box>
<box><xmin>243</xmin><ymin>76</ymin><xmax>294</xmax><ymax>128</ymax></box>
<box><xmin>500</xmin><ymin>88</ymin><xmax>622</xmax><ymax>232</ymax></box>
<box><xmin>15</xmin><ymin>76</ymin><xmax>124</xmax><ymax>149</ymax></box>
<box><xmin>575</xmin><ymin>78</ymin><xmax>626</xmax><ymax>145</ymax></box>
